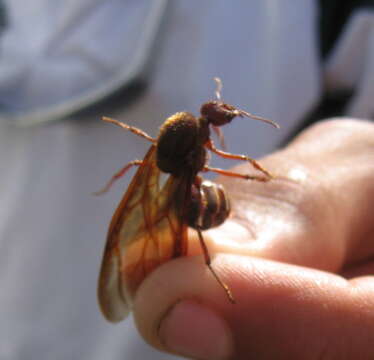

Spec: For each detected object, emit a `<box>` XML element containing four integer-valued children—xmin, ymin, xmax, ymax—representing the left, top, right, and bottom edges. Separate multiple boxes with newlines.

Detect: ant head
<box><xmin>200</xmin><ymin>77</ymin><xmax>239</xmax><ymax>126</ymax></box>
<box><xmin>201</xmin><ymin>77</ymin><xmax>280</xmax><ymax>129</ymax></box>
<box><xmin>200</xmin><ymin>101</ymin><xmax>239</xmax><ymax>126</ymax></box>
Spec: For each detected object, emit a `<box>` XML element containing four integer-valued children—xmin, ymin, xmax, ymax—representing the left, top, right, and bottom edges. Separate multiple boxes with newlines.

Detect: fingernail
<box><xmin>159</xmin><ymin>300</ymin><xmax>233</xmax><ymax>360</ymax></box>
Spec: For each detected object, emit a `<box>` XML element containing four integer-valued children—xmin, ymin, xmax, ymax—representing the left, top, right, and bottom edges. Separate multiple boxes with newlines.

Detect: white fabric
<box><xmin>0</xmin><ymin>1</ymin><xmax>370</xmax><ymax>359</ymax></box>
<box><xmin>0</xmin><ymin>0</ymin><xmax>166</xmax><ymax>124</ymax></box>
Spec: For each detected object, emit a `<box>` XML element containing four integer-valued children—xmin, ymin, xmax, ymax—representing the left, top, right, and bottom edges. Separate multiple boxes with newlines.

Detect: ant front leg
<box><xmin>211</xmin><ymin>125</ymin><xmax>227</xmax><ymax>150</ymax></box>
<box><xmin>93</xmin><ymin>160</ymin><xmax>143</xmax><ymax>195</ymax></box>
<box><xmin>205</xmin><ymin>139</ymin><xmax>274</xmax><ymax>179</ymax></box>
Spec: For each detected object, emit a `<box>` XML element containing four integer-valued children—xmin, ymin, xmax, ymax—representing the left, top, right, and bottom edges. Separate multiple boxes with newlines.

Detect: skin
<box><xmin>132</xmin><ymin>119</ymin><xmax>374</xmax><ymax>360</ymax></box>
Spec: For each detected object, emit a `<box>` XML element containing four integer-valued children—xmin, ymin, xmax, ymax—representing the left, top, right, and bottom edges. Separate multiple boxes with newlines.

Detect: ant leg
<box><xmin>102</xmin><ymin>117</ymin><xmax>156</xmax><ymax>143</ymax></box>
<box><xmin>206</xmin><ymin>139</ymin><xmax>274</xmax><ymax>179</ymax></box>
<box><xmin>93</xmin><ymin>160</ymin><xmax>143</xmax><ymax>195</ymax></box>
<box><xmin>204</xmin><ymin>165</ymin><xmax>270</xmax><ymax>182</ymax></box>
<box><xmin>196</xmin><ymin>227</ymin><xmax>235</xmax><ymax>303</ymax></box>
<box><xmin>211</xmin><ymin>125</ymin><xmax>227</xmax><ymax>150</ymax></box>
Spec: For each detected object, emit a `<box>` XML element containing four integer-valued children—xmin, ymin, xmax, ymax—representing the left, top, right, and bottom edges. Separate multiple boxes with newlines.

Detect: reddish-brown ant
<box><xmin>96</xmin><ymin>78</ymin><xmax>279</xmax><ymax>322</ymax></box>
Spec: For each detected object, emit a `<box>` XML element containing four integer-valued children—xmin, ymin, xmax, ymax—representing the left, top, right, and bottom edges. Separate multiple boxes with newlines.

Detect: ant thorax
<box><xmin>156</xmin><ymin>112</ymin><xmax>210</xmax><ymax>177</ymax></box>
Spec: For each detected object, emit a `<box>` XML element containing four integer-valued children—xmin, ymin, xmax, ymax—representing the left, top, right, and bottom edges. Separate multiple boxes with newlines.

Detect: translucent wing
<box><xmin>98</xmin><ymin>145</ymin><xmax>189</xmax><ymax>322</ymax></box>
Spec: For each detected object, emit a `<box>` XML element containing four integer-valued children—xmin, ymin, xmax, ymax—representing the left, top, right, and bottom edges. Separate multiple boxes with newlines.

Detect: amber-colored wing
<box><xmin>98</xmin><ymin>145</ymin><xmax>190</xmax><ymax>322</ymax></box>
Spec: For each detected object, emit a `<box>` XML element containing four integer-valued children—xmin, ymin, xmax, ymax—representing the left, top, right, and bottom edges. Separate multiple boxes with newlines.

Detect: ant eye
<box><xmin>200</xmin><ymin>101</ymin><xmax>237</xmax><ymax>126</ymax></box>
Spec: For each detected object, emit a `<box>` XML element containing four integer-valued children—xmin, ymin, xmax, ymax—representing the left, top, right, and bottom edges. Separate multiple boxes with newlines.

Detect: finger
<box><xmin>134</xmin><ymin>254</ymin><xmax>374</xmax><ymax>360</ymax></box>
<box><xmin>190</xmin><ymin>119</ymin><xmax>374</xmax><ymax>272</ymax></box>
<box><xmin>342</xmin><ymin>257</ymin><xmax>374</xmax><ymax>278</ymax></box>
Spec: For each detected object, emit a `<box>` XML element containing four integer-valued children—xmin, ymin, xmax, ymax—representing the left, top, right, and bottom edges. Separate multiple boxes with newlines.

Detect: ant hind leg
<box><xmin>203</xmin><ymin>166</ymin><xmax>270</xmax><ymax>182</ymax></box>
<box><xmin>196</xmin><ymin>227</ymin><xmax>235</xmax><ymax>303</ymax></box>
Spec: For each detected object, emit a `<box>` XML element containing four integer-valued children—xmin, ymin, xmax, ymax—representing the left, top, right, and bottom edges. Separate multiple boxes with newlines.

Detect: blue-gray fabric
<box><xmin>0</xmin><ymin>1</ymin><xmax>373</xmax><ymax>359</ymax></box>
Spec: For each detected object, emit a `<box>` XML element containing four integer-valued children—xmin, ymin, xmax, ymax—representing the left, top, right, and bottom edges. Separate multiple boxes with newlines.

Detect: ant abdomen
<box><xmin>188</xmin><ymin>180</ymin><xmax>231</xmax><ymax>230</ymax></box>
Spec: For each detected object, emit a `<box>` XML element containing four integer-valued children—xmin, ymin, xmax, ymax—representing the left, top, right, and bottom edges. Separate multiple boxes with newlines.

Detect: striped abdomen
<box><xmin>188</xmin><ymin>180</ymin><xmax>231</xmax><ymax>230</ymax></box>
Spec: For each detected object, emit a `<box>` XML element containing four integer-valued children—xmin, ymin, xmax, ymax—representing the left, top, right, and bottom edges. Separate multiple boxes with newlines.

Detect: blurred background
<box><xmin>0</xmin><ymin>1</ymin><xmax>373</xmax><ymax>359</ymax></box>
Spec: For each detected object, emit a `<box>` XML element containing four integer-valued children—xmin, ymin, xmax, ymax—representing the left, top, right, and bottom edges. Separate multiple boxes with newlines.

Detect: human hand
<box><xmin>132</xmin><ymin>119</ymin><xmax>374</xmax><ymax>359</ymax></box>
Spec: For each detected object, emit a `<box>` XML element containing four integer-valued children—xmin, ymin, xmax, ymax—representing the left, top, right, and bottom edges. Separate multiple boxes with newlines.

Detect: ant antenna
<box><xmin>213</xmin><ymin>77</ymin><xmax>222</xmax><ymax>100</ymax></box>
<box><xmin>238</xmin><ymin>109</ymin><xmax>280</xmax><ymax>129</ymax></box>
<box><xmin>212</xmin><ymin>77</ymin><xmax>280</xmax><ymax>129</ymax></box>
